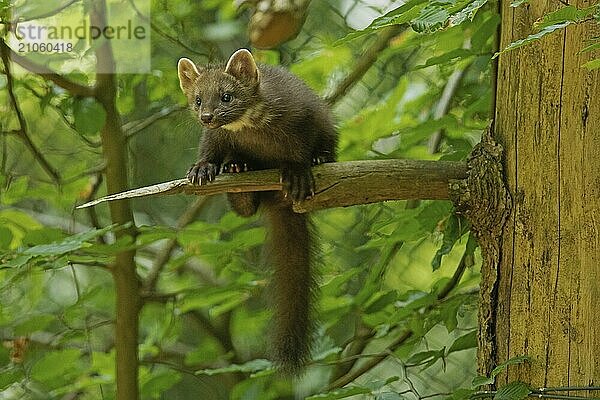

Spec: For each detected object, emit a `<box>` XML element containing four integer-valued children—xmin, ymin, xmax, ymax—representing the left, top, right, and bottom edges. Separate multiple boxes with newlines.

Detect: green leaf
<box><xmin>450</xmin><ymin>0</ymin><xmax>488</xmax><ymax>26</ymax></box>
<box><xmin>494</xmin><ymin>22</ymin><xmax>570</xmax><ymax>58</ymax></box>
<box><xmin>364</xmin><ymin>290</ymin><xmax>398</xmax><ymax>314</ymax></box>
<box><xmin>141</xmin><ymin>370</ymin><xmax>182</xmax><ymax>399</ymax></box>
<box><xmin>73</xmin><ymin>97</ymin><xmax>107</xmax><ymax>136</ymax></box>
<box><xmin>0</xmin><ymin>368</ymin><xmax>24</xmax><ymax>391</ymax></box>
<box><xmin>334</xmin><ymin>0</ymin><xmax>428</xmax><ymax>43</ymax></box>
<box><xmin>407</xmin><ymin>349</ymin><xmax>444</xmax><ymax>365</ymax></box>
<box><xmin>375</xmin><ymin>392</ymin><xmax>408</xmax><ymax>400</ymax></box>
<box><xmin>307</xmin><ymin>386</ymin><xmax>372</xmax><ymax>400</ymax></box>
<box><xmin>439</xmin><ymin>296</ymin><xmax>461</xmax><ymax>332</ymax></box>
<box><xmin>0</xmin><ymin>226</ymin><xmax>13</xmax><ymax>250</ymax></box>
<box><xmin>417</xmin><ymin>201</ymin><xmax>454</xmax><ymax>233</ymax></box>
<box><xmin>472</xmin><ymin>13</ymin><xmax>500</xmax><ymax>51</ymax></box>
<box><xmin>494</xmin><ymin>381</ymin><xmax>532</xmax><ymax>400</ymax></box>
<box><xmin>179</xmin><ymin>287</ymin><xmax>249</xmax><ymax>313</ymax></box>
<box><xmin>208</xmin><ymin>294</ymin><xmax>248</xmax><ymax>317</ymax></box>
<box><xmin>230</xmin><ymin>227</ymin><xmax>265</xmax><ymax>248</ymax></box>
<box><xmin>536</xmin><ymin>5</ymin><xmax>597</xmax><ymax>29</ymax></box>
<box><xmin>411</xmin><ymin>2</ymin><xmax>449</xmax><ymax>33</ymax></box>
<box><xmin>365</xmin><ymin>376</ymin><xmax>400</xmax><ymax>391</ymax></box>
<box><xmin>321</xmin><ymin>268</ymin><xmax>361</xmax><ymax>296</ymax></box>
<box><xmin>14</xmin><ymin>314</ymin><xmax>56</xmax><ymax>335</ymax></box>
<box><xmin>24</xmin><ymin>241</ymin><xmax>87</xmax><ymax>256</ymax></box>
<box><xmin>490</xmin><ymin>355</ymin><xmax>531</xmax><ymax>376</ymax></box>
<box><xmin>580</xmin><ymin>39</ymin><xmax>600</xmax><ymax>53</ymax></box>
<box><xmin>432</xmin><ymin>216</ymin><xmax>459</xmax><ymax>270</ymax></box>
<box><xmin>472</xmin><ymin>355</ymin><xmax>531</xmax><ymax>388</ymax></box>
<box><xmin>196</xmin><ymin>359</ymin><xmax>273</xmax><ymax>376</ymax></box>
<box><xmin>472</xmin><ymin>374</ymin><xmax>495</xmax><ymax>387</ymax></box>
<box><xmin>23</xmin><ymin>225</ymin><xmax>117</xmax><ymax>257</ymax></box>
<box><xmin>136</xmin><ymin>226</ymin><xmax>177</xmax><ymax>246</ymax></box>
<box><xmin>31</xmin><ymin>349</ymin><xmax>82</xmax><ymax>384</ymax></box>
<box><xmin>583</xmin><ymin>58</ymin><xmax>600</xmax><ymax>70</ymax></box>
<box><xmin>0</xmin><ymin>176</ymin><xmax>29</xmax><ymax>205</ymax></box>
<box><xmin>2</xmin><ymin>254</ymin><xmax>33</xmax><ymax>269</ymax></box>
<box><xmin>415</xmin><ymin>48</ymin><xmax>474</xmax><ymax>70</ymax></box>
<box><xmin>447</xmin><ymin>330</ymin><xmax>477</xmax><ymax>354</ymax></box>
<box><xmin>22</xmin><ymin>227</ymin><xmax>65</xmax><ymax>246</ymax></box>
<box><xmin>447</xmin><ymin>388</ymin><xmax>476</xmax><ymax>399</ymax></box>
<box><xmin>311</xmin><ymin>346</ymin><xmax>343</xmax><ymax>362</ymax></box>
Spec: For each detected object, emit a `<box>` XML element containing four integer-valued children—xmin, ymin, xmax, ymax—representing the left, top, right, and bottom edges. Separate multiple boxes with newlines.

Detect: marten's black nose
<box><xmin>200</xmin><ymin>113</ymin><xmax>214</xmax><ymax>123</ymax></box>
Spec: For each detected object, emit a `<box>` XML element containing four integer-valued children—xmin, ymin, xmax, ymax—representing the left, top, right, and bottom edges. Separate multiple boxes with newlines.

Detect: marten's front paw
<box><xmin>221</xmin><ymin>161</ymin><xmax>250</xmax><ymax>173</ymax></box>
<box><xmin>187</xmin><ymin>162</ymin><xmax>218</xmax><ymax>185</ymax></box>
<box><xmin>281</xmin><ymin>165</ymin><xmax>315</xmax><ymax>202</ymax></box>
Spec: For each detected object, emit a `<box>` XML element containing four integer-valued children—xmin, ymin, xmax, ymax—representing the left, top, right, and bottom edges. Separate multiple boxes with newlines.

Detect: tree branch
<box><xmin>324</xmin><ymin>236</ymin><xmax>475</xmax><ymax>391</ymax></box>
<box><xmin>126</xmin><ymin>0</ymin><xmax>214</xmax><ymax>59</ymax></box>
<box><xmin>324</xmin><ymin>25</ymin><xmax>406</xmax><ymax>106</ymax></box>
<box><xmin>14</xmin><ymin>0</ymin><xmax>80</xmax><ymax>22</ymax></box>
<box><xmin>330</xmin><ymin>241</ymin><xmax>403</xmax><ymax>382</ymax></box>
<box><xmin>123</xmin><ymin>104</ymin><xmax>186</xmax><ymax>139</ymax></box>
<box><xmin>0</xmin><ymin>40</ymin><xmax>61</xmax><ymax>184</ymax></box>
<box><xmin>76</xmin><ymin>159</ymin><xmax>468</xmax><ymax>211</ymax></box>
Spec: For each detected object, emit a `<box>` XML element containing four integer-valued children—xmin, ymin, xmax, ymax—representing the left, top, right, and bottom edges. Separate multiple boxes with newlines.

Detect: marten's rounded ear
<box><xmin>177</xmin><ymin>58</ymin><xmax>200</xmax><ymax>93</ymax></box>
<box><xmin>225</xmin><ymin>49</ymin><xmax>259</xmax><ymax>85</ymax></box>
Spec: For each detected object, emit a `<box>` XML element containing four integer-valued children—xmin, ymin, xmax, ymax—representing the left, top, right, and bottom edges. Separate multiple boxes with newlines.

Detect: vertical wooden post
<box><xmin>491</xmin><ymin>0</ymin><xmax>600</xmax><ymax>389</ymax></box>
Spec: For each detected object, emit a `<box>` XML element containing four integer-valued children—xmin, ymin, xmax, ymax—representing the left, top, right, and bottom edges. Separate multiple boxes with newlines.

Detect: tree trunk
<box><xmin>490</xmin><ymin>0</ymin><xmax>600</xmax><ymax>390</ymax></box>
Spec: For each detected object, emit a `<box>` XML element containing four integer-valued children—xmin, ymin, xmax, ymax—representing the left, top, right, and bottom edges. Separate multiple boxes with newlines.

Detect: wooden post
<box><xmin>490</xmin><ymin>0</ymin><xmax>600</xmax><ymax>390</ymax></box>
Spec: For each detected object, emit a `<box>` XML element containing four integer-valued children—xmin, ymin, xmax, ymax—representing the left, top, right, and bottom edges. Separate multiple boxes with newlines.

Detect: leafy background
<box><xmin>1</xmin><ymin>0</ymin><xmax>596</xmax><ymax>399</ymax></box>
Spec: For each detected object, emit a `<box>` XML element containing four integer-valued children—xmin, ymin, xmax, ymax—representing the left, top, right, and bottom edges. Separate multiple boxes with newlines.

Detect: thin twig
<box><xmin>124</xmin><ymin>104</ymin><xmax>186</xmax><ymax>139</ymax></box>
<box><xmin>187</xmin><ymin>310</ymin><xmax>241</xmax><ymax>363</ymax></box>
<box><xmin>324</xmin><ymin>25</ymin><xmax>406</xmax><ymax>106</ymax></box>
<box><xmin>19</xmin><ymin>81</ymin><xmax>102</xmax><ymax>148</ymax></box>
<box><xmin>324</xmin><ymin>237</ymin><xmax>474</xmax><ymax>391</ymax></box>
<box><xmin>539</xmin><ymin>386</ymin><xmax>600</xmax><ymax>392</ymax></box>
<box><xmin>126</xmin><ymin>0</ymin><xmax>213</xmax><ymax>59</ymax></box>
<box><xmin>10</xmin><ymin>0</ymin><xmax>81</xmax><ymax>22</ymax></box>
<box><xmin>143</xmin><ymin>196</ymin><xmax>209</xmax><ymax>292</ymax></box>
<box><xmin>330</xmin><ymin>241</ymin><xmax>403</xmax><ymax>381</ymax></box>
<box><xmin>82</xmin><ymin>173</ymin><xmax>106</xmax><ymax>243</ymax></box>
<box><xmin>0</xmin><ymin>39</ymin><xmax>61</xmax><ymax>184</ymax></box>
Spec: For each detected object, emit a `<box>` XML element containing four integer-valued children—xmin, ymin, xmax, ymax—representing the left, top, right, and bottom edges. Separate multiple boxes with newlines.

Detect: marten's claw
<box><xmin>221</xmin><ymin>161</ymin><xmax>250</xmax><ymax>173</ymax></box>
<box><xmin>187</xmin><ymin>161</ymin><xmax>218</xmax><ymax>185</ymax></box>
<box><xmin>281</xmin><ymin>165</ymin><xmax>314</xmax><ymax>202</ymax></box>
<box><xmin>311</xmin><ymin>155</ymin><xmax>328</xmax><ymax>166</ymax></box>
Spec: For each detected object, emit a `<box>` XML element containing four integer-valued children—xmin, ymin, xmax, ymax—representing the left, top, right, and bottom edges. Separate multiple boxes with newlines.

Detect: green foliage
<box><xmin>496</xmin><ymin>3</ymin><xmax>600</xmax><ymax>67</ymax></box>
<box><xmin>471</xmin><ymin>355</ymin><xmax>531</xmax><ymax>387</ymax></box>
<box><xmin>493</xmin><ymin>381</ymin><xmax>532</xmax><ymax>400</ymax></box>
<box><xmin>73</xmin><ymin>98</ymin><xmax>107</xmax><ymax>136</ymax></box>
<box><xmin>0</xmin><ymin>0</ymin><xmax>522</xmax><ymax>398</ymax></box>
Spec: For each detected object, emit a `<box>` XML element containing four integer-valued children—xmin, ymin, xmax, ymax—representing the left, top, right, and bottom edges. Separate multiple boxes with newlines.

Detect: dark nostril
<box><xmin>200</xmin><ymin>113</ymin><xmax>214</xmax><ymax>123</ymax></box>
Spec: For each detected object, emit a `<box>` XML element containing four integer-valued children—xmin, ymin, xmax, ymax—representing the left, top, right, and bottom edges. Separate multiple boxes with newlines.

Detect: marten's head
<box><xmin>177</xmin><ymin>49</ymin><xmax>262</xmax><ymax>131</ymax></box>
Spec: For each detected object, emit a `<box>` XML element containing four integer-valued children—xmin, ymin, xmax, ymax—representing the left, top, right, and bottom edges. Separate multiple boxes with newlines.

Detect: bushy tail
<box><xmin>262</xmin><ymin>199</ymin><xmax>314</xmax><ymax>374</ymax></box>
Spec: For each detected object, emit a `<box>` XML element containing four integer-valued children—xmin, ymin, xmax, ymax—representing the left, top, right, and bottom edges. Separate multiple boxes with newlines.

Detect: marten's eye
<box><xmin>195</xmin><ymin>96</ymin><xmax>202</xmax><ymax>107</ymax></box>
<box><xmin>221</xmin><ymin>93</ymin><xmax>232</xmax><ymax>102</ymax></box>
